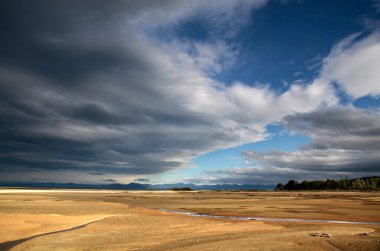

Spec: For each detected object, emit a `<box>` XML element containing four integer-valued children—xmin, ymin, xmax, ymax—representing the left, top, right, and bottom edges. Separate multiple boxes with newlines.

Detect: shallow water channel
<box><xmin>159</xmin><ymin>208</ymin><xmax>380</xmax><ymax>226</ymax></box>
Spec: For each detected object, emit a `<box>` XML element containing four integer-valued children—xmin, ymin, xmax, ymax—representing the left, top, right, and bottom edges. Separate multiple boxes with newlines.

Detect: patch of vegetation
<box><xmin>171</xmin><ymin>187</ymin><xmax>193</xmax><ymax>191</ymax></box>
<box><xmin>276</xmin><ymin>176</ymin><xmax>380</xmax><ymax>191</ymax></box>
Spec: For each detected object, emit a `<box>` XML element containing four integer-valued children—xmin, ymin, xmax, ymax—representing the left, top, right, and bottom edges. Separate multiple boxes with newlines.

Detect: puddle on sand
<box><xmin>159</xmin><ymin>208</ymin><xmax>380</xmax><ymax>226</ymax></box>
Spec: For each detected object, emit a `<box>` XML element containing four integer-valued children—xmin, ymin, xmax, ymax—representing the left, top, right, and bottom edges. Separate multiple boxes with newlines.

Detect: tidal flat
<box><xmin>0</xmin><ymin>189</ymin><xmax>380</xmax><ymax>250</ymax></box>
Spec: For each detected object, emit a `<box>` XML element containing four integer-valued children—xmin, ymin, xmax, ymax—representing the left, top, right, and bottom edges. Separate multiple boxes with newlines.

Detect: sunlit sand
<box><xmin>0</xmin><ymin>189</ymin><xmax>123</xmax><ymax>194</ymax></box>
<box><xmin>0</xmin><ymin>189</ymin><xmax>379</xmax><ymax>250</ymax></box>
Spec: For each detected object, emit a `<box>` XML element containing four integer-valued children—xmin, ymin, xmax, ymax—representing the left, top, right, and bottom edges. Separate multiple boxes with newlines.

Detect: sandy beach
<box><xmin>0</xmin><ymin>189</ymin><xmax>379</xmax><ymax>250</ymax></box>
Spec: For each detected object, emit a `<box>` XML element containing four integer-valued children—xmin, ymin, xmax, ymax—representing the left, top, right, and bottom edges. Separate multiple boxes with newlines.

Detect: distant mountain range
<box><xmin>0</xmin><ymin>182</ymin><xmax>274</xmax><ymax>190</ymax></box>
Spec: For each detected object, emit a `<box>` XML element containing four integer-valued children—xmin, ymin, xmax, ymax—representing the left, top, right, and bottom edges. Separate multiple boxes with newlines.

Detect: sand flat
<box><xmin>0</xmin><ymin>213</ymin><xmax>112</xmax><ymax>243</ymax></box>
<box><xmin>0</xmin><ymin>189</ymin><xmax>379</xmax><ymax>250</ymax></box>
<box><xmin>0</xmin><ymin>189</ymin><xmax>123</xmax><ymax>194</ymax></box>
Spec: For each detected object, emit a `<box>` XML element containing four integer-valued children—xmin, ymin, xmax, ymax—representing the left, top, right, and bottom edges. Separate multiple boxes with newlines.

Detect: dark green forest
<box><xmin>276</xmin><ymin>176</ymin><xmax>380</xmax><ymax>191</ymax></box>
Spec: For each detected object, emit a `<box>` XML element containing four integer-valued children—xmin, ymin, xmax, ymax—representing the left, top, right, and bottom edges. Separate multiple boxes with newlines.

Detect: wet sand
<box><xmin>0</xmin><ymin>189</ymin><xmax>379</xmax><ymax>250</ymax></box>
<box><xmin>159</xmin><ymin>208</ymin><xmax>380</xmax><ymax>225</ymax></box>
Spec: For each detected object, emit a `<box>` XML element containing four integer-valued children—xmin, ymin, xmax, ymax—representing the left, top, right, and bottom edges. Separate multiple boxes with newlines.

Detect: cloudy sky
<box><xmin>0</xmin><ymin>0</ymin><xmax>379</xmax><ymax>185</ymax></box>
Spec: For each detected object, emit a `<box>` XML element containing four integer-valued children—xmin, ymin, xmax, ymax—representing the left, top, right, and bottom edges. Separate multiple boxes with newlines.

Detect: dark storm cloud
<box><xmin>243</xmin><ymin>149</ymin><xmax>380</xmax><ymax>173</ymax></box>
<box><xmin>63</xmin><ymin>103</ymin><xmax>132</xmax><ymax>125</ymax></box>
<box><xmin>283</xmin><ymin>106</ymin><xmax>380</xmax><ymax>150</ymax></box>
<box><xmin>0</xmin><ymin>1</ymin><xmax>123</xmax><ymax>85</ymax></box>
<box><xmin>0</xmin><ymin>0</ymin><xmax>198</xmax><ymax>180</ymax></box>
<box><xmin>101</xmin><ymin>179</ymin><xmax>117</xmax><ymax>183</ymax></box>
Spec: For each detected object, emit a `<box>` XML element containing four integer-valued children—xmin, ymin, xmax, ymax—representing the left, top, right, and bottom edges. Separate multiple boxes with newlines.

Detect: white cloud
<box><xmin>187</xmin><ymin>105</ymin><xmax>380</xmax><ymax>184</ymax></box>
<box><xmin>321</xmin><ymin>32</ymin><xmax>380</xmax><ymax>98</ymax></box>
<box><xmin>226</xmin><ymin>79</ymin><xmax>337</xmax><ymax>128</ymax></box>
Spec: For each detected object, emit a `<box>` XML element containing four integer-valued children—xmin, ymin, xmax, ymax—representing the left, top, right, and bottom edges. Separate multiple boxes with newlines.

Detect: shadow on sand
<box><xmin>0</xmin><ymin>217</ymin><xmax>111</xmax><ymax>251</ymax></box>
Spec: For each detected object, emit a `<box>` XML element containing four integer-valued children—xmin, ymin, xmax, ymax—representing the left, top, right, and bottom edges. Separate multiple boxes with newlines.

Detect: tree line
<box><xmin>171</xmin><ymin>187</ymin><xmax>193</xmax><ymax>191</ymax></box>
<box><xmin>276</xmin><ymin>176</ymin><xmax>380</xmax><ymax>191</ymax></box>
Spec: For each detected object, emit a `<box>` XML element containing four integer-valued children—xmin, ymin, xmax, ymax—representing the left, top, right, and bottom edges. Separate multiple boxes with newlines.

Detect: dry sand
<box><xmin>0</xmin><ymin>189</ymin><xmax>379</xmax><ymax>250</ymax></box>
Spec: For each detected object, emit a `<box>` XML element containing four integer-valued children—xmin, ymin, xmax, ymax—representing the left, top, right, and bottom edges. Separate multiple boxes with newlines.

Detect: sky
<box><xmin>0</xmin><ymin>0</ymin><xmax>379</xmax><ymax>185</ymax></box>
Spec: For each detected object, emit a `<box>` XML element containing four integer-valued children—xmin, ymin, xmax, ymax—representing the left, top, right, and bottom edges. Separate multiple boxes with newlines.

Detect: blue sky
<box><xmin>159</xmin><ymin>0</ymin><xmax>377</xmax><ymax>87</ymax></box>
<box><xmin>0</xmin><ymin>0</ymin><xmax>379</xmax><ymax>185</ymax></box>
